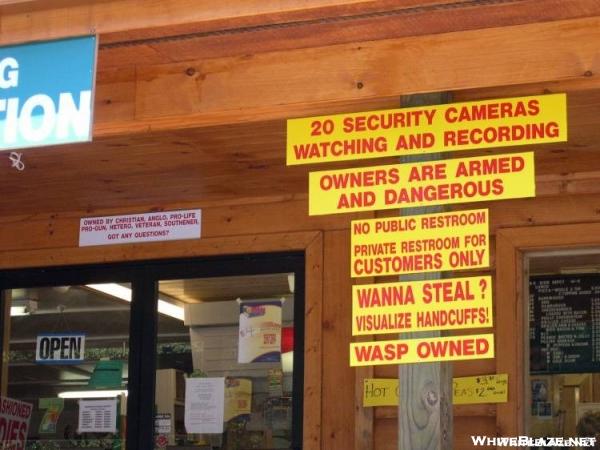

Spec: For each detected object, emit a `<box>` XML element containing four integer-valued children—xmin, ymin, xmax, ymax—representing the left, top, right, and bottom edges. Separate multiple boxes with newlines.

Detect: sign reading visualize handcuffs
<box><xmin>287</xmin><ymin>93</ymin><xmax>566</xmax><ymax>373</ymax></box>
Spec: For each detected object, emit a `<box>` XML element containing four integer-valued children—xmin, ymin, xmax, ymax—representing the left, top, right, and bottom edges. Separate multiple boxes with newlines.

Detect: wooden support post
<box><xmin>398</xmin><ymin>93</ymin><xmax>453</xmax><ymax>450</ymax></box>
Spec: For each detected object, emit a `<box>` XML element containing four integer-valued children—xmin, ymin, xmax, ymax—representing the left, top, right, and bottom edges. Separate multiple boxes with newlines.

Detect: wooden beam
<box><xmin>93</xmin><ymin>16</ymin><xmax>600</xmax><ymax>137</ymax></box>
<box><xmin>0</xmin><ymin>0</ymin><xmax>390</xmax><ymax>45</ymax></box>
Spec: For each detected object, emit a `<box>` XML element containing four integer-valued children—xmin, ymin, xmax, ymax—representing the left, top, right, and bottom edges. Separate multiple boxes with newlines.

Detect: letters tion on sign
<box><xmin>309</xmin><ymin>152</ymin><xmax>535</xmax><ymax>215</ymax></box>
<box><xmin>350</xmin><ymin>333</ymin><xmax>494</xmax><ymax>367</ymax></box>
<box><xmin>352</xmin><ymin>276</ymin><xmax>493</xmax><ymax>335</ymax></box>
<box><xmin>363</xmin><ymin>374</ymin><xmax>508</xmax><ymax>407</ymax></box>
<box><xmin>35</xmin><ymin>333</ymin><xmax>85</xmax><ymax>364</ymax></box>
<box><xmin>351</xmin><ymin>209</ymin><xmax>489</xmax><ymax>278</ymax></box>
<box><xmin>0</xmin><ymin>36</ymin><xmax>97</xmax><ymax>152</ymax></box>
<box><xmin>287</xmin><ymin>93</ymin><xmax>566</xmax><ymax>165</ymax></box>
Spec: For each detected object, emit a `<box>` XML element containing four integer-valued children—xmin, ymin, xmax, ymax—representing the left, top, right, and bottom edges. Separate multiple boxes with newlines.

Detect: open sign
<box><xmin>35</xmin><ymin>333</ymin><xmax>85</xmax><ymax>364</ymax></box>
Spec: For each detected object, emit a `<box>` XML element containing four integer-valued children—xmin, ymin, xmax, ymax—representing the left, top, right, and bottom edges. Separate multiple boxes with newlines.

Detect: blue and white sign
<box><xmin>36</xmin><ymin>333</ymin><xmax>86</xmax><ymax>364</ymax></box>
<box><xmin>0</xmin><ymin>36</ymin><xmax>97</xmax><ymax>152</ymax></box>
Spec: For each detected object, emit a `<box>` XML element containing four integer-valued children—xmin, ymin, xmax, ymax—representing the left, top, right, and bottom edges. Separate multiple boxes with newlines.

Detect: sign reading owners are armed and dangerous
<box><xmin>309</xmin><ymin>152</ymin><xmax>535</xmax><ymax>215</ymax></box>
<box><xmin>351</xmin><ymin>209</ymin><xmax>489</xmax><ymax>277</ymax></box>
<box><xmin>352</xmin><ymin>276</ymin><xmax>492</xmax><ymax>335</ymax></box>
<box><xmin>350</xmin><ymin>333</ymin><xmax>494</xmax><ymax>367</ymax></box>
<box><xmin>287</xmin><ymin>94</ymin><xmax>566</xmax><ymax>165</ymax></box>
<box><xmin>0</xmin><ymin>36</ymin><xmax>97</xmax><ymax>152</ymax></box>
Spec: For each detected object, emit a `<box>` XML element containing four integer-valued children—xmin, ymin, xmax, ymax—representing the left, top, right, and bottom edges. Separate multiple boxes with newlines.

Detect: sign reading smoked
<box><xmin>352</xmin><ymin>276</ymin><xmax>492</xmax><ymax>335</ymax></box>
<box><xmin>287</xmin><ymin>94</ymin><xmax>566</xmax><ymax>165</ymax></box>
<box><xmin>309</xmin><ymin>152</ymin><xmax>534</xmax><ymax>215</ymax></box>
<box><xmin>350</xmin><ymin>333</ymin><xmax>494</xmax><ymax>366</ymax></box>
<box><xmin>351</xmin><ymin>209</ymin><xmax>488</xmax><ymax>277</ymax></box>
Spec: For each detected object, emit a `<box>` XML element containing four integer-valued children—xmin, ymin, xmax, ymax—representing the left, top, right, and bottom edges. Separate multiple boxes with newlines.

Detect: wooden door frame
<box><xmin>496</xmin><ymin>222</ymin><xmax>600</xmax><ymax>437</ymax></box>
<box><xmin>0</xmin><ymin>230</ymin><xmax>324</xmax><ymax>450</ymax></box>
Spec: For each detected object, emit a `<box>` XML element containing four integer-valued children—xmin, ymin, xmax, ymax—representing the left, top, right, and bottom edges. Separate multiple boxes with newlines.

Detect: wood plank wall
<box><xmin>3</xmin><ymin>188</ymin><xmax>600</xmax><ymax>449</ymax></box>
<box><xmin>2</xmin><ymin>83</ymin><xmax>600</xmax><ymax>450</ymax></box>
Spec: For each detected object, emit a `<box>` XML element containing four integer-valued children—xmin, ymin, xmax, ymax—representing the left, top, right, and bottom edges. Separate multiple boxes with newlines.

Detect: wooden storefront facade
<box><xmin>2</xmin><ymin>1</ymin><xmax>600</xmax><ymax>449</ymax></box>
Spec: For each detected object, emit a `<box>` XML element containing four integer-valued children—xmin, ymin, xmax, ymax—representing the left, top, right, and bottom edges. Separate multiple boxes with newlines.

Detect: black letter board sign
<box><xmin>530</xmin><ymin>274</ymin><xmax>600</xmax><ymax>374</ymax></box>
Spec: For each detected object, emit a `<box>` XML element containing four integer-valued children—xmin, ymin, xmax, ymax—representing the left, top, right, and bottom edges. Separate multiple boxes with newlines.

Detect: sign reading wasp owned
<box><xmin>0</xmin><ymin>36</ymin><xmax>97</xmax><ymax>152</ymax></box>
<box><xmin>350</xmin><ymin>333</ymin><xmax>494</xmax><ymax>367</ymax></box>
<box><xmin>309</xmin><ymin>152</ymin><xmax>535</xmax><ymax>215</ymax></box>
<box><xmin>287</xmin><ymin>94</ymin><xmax>566</xmax><ymax>165</ymax></box>
<box><xmin>351</xmin><ymin>209</ymin><xmax>489</xmax><ymax>277</ymax></box>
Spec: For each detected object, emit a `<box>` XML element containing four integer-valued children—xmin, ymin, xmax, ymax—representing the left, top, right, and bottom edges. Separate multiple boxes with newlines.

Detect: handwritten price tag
<box><xmin>453</xmin><ymin>374</ymin><xmax>508</xmax><ymax>405</ymax></box>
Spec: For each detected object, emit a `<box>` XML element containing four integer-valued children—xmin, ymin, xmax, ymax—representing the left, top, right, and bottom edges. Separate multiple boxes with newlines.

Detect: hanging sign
<box><xmin>79</xmin><ymin>209</ymin><xmax>201</xmax><ymax>247</ymax></box>
<box><xmin>351</xmin><ymin>209</ymin><xmax>489</xmax><ymax>277</ymax></box>
<box><xmin>350</xmin><ymin>333</ymin><xmax>494</xmax><ymax>367</ymax></box>
<box><xmin>309</xmin><ymin>151</ymin><xmax>535</xmax><ymax>215</ymax></box>
<box><xmin>238</xmin><ymin>300</ymin><xmax>282</xmax><ymax>363</ymax></box>
<box><xmin>0</xmin><ymin>396</ymin><xmax>32</xmax><ymax>450</ymax></box>
<box><xmin>287</xmin><ymin>94</ymin><xmax>566</xmax><ymax>165</ymax></box>
<box><xmin>0</xmin><ymin>36</ymin><xmax>97</xmax><ymax>152</ymax></box>
<box><xmin>353</xmin><ymin>276</ymin><xmax>492</xmax><ymax>335</ymax></box>
<box><xmin>36</xmin><ymin>333</ymin><xmax>85</xmax><ymax>365</ymax></box>
<box><xmin>363</xmin><ymin>374</ymin><xmax>508</xmax><ymax>407</ymax></box>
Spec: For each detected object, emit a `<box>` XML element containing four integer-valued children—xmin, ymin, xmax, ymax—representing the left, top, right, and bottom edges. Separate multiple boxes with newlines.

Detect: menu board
<box><xmin>530</xmin><ymin>275</ymin><xmax>600</xmax><ymax>374</ymax></box>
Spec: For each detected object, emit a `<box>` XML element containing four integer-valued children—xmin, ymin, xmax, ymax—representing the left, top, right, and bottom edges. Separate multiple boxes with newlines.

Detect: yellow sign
<box><xmin>350</xmin><ymin>333</ymin><xmax>494</xmax><ymax>367</ymax></box>
<box><xmin>287</xmin><ymin>94</ymin><xmax>566</xmax><ymax>165</ymax></box>
<box><xmin>363</xmin><ymin>379</ymin><xmax>398</xmax><ymax>407</ymax></box>
<box><xmin>352</xmin><ymin>276</ymin><xmax>492</xmax><ymax>335</ymax></box>
<box><xmin>351</xmin><ymin>209</ymin><xmax>489</xmax><ymax>277</ymax></box>
<box><xmin>453</xmin><ymin>374</ymin><xmax>508</xmax><ymax>405</ymax></box>
<box><xmin>308</xmin><ymin>152</ymin><xmax>535</xmax><ymax>215</ymax></box>
<box><xmin>363</xmin><ymin>374</ymin><xmax>508</xmax><ymax>407</ymax></box>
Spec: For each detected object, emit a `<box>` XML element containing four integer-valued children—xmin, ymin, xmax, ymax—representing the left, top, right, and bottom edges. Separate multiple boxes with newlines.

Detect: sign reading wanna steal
<box><xmin>0</xmin><ymin>36</ymin><xmax>97</xmax><ymax>152</ymax></box>
<box><xmin>36</xmin><ymin>333</ymin><xmax>85</xmax><ymax>364</ymax></box>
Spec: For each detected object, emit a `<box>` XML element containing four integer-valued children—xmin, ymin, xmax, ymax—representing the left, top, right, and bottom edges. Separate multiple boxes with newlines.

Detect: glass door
<box><xmin>0</xmin><ymin>251</ymin><xmax>305</xmax><ymax>450</ymax></box>
<box><xmin>0</xmin><ymin>277</ymin><xmax>136</xmax><ymax>450</ymax></box>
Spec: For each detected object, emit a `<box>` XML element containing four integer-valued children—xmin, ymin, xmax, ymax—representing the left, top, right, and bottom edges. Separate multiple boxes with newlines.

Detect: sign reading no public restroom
<box><xmin>79</xmin><ymin>209</ymin><xmax>201</xmax><ymax>247</ymax></box>
<box><xmin>351</xmin><ymin>209</ymin><xmax>489</xmax><ymax>277</ymax></box>
<box><xmin>0</xmin><ymin>36</ymin><xmax>97</xmax><ymax>151</ymax></box>
<box><xmin>287</xmin><ymin>94</ymin><xmax>566</xmax><ymax>165</ymax></box>
<box><xmin>308</xmin><ymin>152</ymin><xmax>535</xmax><ymax>215</ymax></box>
<box><xmin>36</xmin><ymin>333</ymin><xmax>85</xmax><ymax>364</ymax></box>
